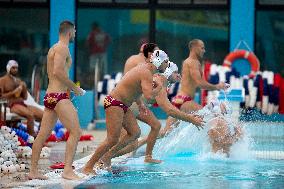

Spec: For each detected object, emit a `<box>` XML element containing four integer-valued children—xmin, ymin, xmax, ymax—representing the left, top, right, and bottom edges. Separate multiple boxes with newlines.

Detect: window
<box><xmin>155</xmin><ymin>9</ymin><xmax>229</xmax><ymax>68</ymax></box>
<box><xmin>255</xmin><ymin>11</ymin><xmax>284</xmax><ymax>76</ymax></box>
<box><xmin>0</xmin><ymin>8</ymin><xmax>49</xmax><ymax>87</ymax></box>
<box><xmin>259</xmin><ymin>0</ymin><xmax>284</xmax><ymax>5</ymax></box>
<box><xmin>158</xmin><ymin>0</ymin><xmax>192</xmax><ymax>4</ymax></box>
<box><xmin>76</xmin><ymin>8</ymin><xmax>149</xmax><ymax>89</ymax></box>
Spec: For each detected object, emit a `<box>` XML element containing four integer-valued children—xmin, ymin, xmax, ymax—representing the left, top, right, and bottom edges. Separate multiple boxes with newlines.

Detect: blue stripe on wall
<box><xmin>230</xmin><ymin>0</ymin><xmax>255</xmax><ymax>52</ymax></box>
<box><xmin>230</xmin><ymin>0</ymin><xmax>255</xmax><ymax>76</ymax></box>
<box><xmin>50</xmin><ymin>0</ymin><xmax>76</xmax><ymax>80</ymax></box>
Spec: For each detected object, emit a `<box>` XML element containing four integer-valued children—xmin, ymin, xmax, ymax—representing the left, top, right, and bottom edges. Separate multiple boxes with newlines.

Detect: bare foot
<box><xmin>99</xmin><ymin>158</ymin><xmax>111</xmax><ymax>169</ymax></box>
<box><xmin>144</xmin><ymin>156</ymin><xmax>162</xmax><ymax>164</ymax></box>
<box><xmin>94</xmin><ymin>159</ymin><xmax>112</xmax><ymax>172</ymax></box>
<box><xmin>62</xmin><ymin>170</ymin><xmax>81</xmax><ymax>180</ymax></box>
<box><xmin>81</xmin><ymin>166</ymin><xmax>96</xmax><ymax>175</ymax></box>
<box><xmin>27</xmin><ymin>172</ymin><xmax>48</xmax><ymax>180</ymax></box>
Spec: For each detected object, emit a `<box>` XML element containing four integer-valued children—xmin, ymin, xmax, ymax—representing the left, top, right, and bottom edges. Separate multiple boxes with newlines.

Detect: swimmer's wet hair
<box><xmin>188</xmin><ymin>39</ymin><xmax>202</xmax><ymax>51</ymax></box>
<box><xmin>59</xmin><ymin>20</ymin><xmax>74</xmax><ymax>34</ymax></box>
<box><xmin>143</xmin><ymin>43</ymin><xmax>158</xmax><ymax>58</ymax></box>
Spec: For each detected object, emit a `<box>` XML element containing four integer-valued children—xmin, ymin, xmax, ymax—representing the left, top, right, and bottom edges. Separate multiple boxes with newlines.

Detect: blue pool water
<box><xmin>76</xmin><ymin>153</ymin><xmax>284</xmax><ymax>189</ymax></box>
<box><xmin>76</xmin><ymin>120</ymin><xmax>284</xmax><ymax>189</ymax></box>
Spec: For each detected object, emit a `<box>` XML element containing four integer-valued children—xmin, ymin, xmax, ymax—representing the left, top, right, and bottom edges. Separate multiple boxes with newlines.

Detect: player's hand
<box><xmin>189</xmin><ymin>114</ymin><xmax>205</xmax><ymax>131</ymax></box>
<box><xmin>73</xmin><ymin>86</ymin><xmax>86</xmax><ymax>96</ymax></box>
<box><xmin>14</xmin><ymin>85</ymin><xmax>23</xmax><ymax>97</ymax></box>
<box><xmin>216</xmin><ymin>82</ymin><xmax>230</xmax><ymax>90</ymax></box>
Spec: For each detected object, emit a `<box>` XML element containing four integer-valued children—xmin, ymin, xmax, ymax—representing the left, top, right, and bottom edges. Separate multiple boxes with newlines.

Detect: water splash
<box><xmin>153</xmin><ymin>100</ymin><xmax>254</xmax><ymax>161</ymax></box>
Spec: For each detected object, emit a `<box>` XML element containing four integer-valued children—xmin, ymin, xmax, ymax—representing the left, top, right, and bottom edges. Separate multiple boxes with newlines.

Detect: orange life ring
<box><xmin>223</xmin><ymin>50</ymin><xmax>260</xmax><ymax>77</ymax></box>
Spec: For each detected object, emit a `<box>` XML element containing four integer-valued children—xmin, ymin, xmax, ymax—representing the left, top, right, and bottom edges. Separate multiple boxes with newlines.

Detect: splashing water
<box><xmin>153</xmin><ymin>100</ymin><xmax>254</xmax><ymax>161</ymax></box>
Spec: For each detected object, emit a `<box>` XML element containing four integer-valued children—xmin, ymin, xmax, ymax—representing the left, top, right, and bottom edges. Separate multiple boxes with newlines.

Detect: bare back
<box><xmin>111</xmin><ymin>64</ymin><xmax>153</xmax><ymax>106</ymax></box>
<box><xmin>123</xmin><ymin>53</ymin><xmax>146</xmax><ymax>74</ymax></box>
<box><xmin>46</xmin><ymin>42</ymin><xmax>72</xmax><ymax>93</ymax></box>
<box><xmin>178</xmin><ymin>57</ymin><xmax>202</xmax><ymax>98</ymax></box>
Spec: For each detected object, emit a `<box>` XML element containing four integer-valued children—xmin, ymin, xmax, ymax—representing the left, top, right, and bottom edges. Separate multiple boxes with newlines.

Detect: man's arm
<box><xmin>188</xmin><ymin>61</ymin><xmax>220</xmax><ymax>91</ymax></box>
<box><xmin>20</xmin><ymin>81</ymin><xmax>28</xmax><ymax>100</ymax></box>
<box><xmin>155</xmin><ymin>88</ymin><xmax>203</xmax><ymax>127</ymax></box>
<box><xmin>53</xmin><ymin>46</ymin><xmax>78</xmax><ymax>92</ymax></box>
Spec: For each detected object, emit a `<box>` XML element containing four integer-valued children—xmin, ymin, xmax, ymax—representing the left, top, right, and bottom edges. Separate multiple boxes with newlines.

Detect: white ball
<box><xmin>15</xmin><ymin>164</ymin><xmax>20</xmax><ymax>171</ymax></box>
<box><xmin>9</xmin><ymin>165</ymin><xmax>16</xmax><ymax>173</ymax></box>
<box><xmin>19</xmin><ymin>164</ymin><xmax>25</xmax><ymax>171</ymax></box>
<box><xmin>11</xmin><ymin>131</ymin><xmax>16</xmax><ymax>137</ymax></box>
<box><xmin>5</xmin><ymin>160</ymin><xmax>13</xmax><ymax>166</ymax></box>
<box><xmin>6</xmin><ymin>127</ymin><xmax>11</xmax><ymax>133</ymax></box>
<box><xmin>2</xmin><ymin>165</ymin><xmax>8</xmax><ymax>173</ymax></box>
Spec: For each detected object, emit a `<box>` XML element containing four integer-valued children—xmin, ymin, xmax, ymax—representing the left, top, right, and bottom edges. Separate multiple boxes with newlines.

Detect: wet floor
<box><xmin>0</xmin><ymin>130</ymin><xmax>106</xmax><ymax>189</ymax></box>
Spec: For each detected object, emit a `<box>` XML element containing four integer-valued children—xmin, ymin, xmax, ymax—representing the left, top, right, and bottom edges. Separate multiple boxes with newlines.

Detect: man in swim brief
<box><xmin>82</xmin><ymin>49</ymin><xmax>169</xmax><ymax>174</ymax></box>
<box><xmin>28</xmin><ymin>21</ymin><xmax>85</xmax><ymax>180</ymax></box>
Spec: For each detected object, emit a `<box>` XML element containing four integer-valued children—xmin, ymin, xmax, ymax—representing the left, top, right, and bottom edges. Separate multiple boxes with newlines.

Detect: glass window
<box><xmin>0</xmin><ymin>8</ymin><xmax>49</xmax><ymax>87</ymax></box>
<box><xmin>155</xmin><ymin>10</ymin><xmax>229</xmax><ymax>68</ymax></box>
<box><xmin>79</xmin><ymin>0</ymin><xmax>112</xmax><ymax>2</ymax></box>
<box><xmin>255</xmin><ymin>11</ymin><xmax>284</xmax><ymax>76</ymax></box>
<box><xmin>115</xmin><ymin>0</ymin><xmax>148</xmax><ymax>3</ymax></box>
<box><xmin>13</xmin><ymin>0</ymin><xmax>47</xmax><ymax>2</ymax></box>
<box><xmin>76</xmin><ymin>9</ymin><xmax>149</xmax><ymax>89</ymax></box>
<box><xmin>259</xmin><ymin>0</ymin><xmax>284</xmax><ymax>5</ymax></box>
<box><xmin>194</xmin><ymin>0</ymin><xmax>227</xmax><ymax>4</ymax></box>
<box><xmin>158</xmin><ymin>0</ymin><xmax>192</xmax><ymax>4</ymax></box>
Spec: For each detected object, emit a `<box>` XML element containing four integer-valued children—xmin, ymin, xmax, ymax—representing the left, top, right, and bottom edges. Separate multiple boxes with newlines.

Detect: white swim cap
<box><xmin>6</xmin><ymin>60</ymin><xmax>18</xmax><ymax>73</ymax></box>
<box><xmin>151</xmin><ymin>50</ymin><xmax>169</xmax><ymax>68</ymax></box>
<box><xmin>162</xmin><ymin>61</ymin><xmax>178</xmax><ymax>79</ymax></box>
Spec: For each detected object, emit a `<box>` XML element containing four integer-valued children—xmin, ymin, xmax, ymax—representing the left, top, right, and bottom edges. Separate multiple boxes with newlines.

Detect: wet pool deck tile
<box><xmin>0</xmin><ymin>130</ymin><xmax>106</xmax><ymax>189</ymax></box>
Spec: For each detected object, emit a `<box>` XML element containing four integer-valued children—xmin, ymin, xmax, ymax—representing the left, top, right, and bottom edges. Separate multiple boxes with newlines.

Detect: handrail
<box><xmin>94</xmin><ymin>58</ymin><xmax>100</xmax><ymax>121</ymax></box>
<box><xmin>31</xmin><ymin>64</ymin><xmax>38</xmax><ymax>98</ymax></box>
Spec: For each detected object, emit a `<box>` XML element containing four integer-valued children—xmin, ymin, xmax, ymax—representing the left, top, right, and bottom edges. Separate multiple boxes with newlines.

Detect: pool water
<box><xmin>76</xmin><ymin>153</ymin><xmax>284</xmax><ymax>189</ymax></box>
<box><xmin>76</xmin><ymin>120</ymin><xmax>284</xmax><ymax>189</ymax></box>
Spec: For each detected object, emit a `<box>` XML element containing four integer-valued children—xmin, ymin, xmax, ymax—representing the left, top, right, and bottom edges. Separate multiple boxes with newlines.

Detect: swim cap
<box><xmin>6</xmin><ymin>60</ymin><xmax>18</xmax><ymax>73</ymax></box>
<box><xmin>151</xmin><ymin>50</ymin><xmax>168</xmax><ymax>68</ymax></box>
<box><xmin>162</xmin><ymin>61</ymin><xmax>178</xmax><ymax>79</ymax></box>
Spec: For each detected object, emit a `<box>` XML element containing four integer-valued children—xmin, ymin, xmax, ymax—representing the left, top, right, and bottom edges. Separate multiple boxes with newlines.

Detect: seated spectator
<box><xmin>0</xmin><ymin>60</ymin><xmax>43</xmax><ymax>137</ymax></box>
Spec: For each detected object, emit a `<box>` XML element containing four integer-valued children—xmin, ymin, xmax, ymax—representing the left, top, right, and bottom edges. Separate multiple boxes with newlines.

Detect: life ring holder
<box><xmin>223</xmin><ymin>41</ymin><xmax>260</xmax><ymax>77</ymax></box>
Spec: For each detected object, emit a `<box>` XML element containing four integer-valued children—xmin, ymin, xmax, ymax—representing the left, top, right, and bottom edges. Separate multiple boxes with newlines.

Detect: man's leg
<box><xmin>112</xmin><ymin>129</ymin><xmax>139</xmax><ymax>158</ymax></box>
<box><xmin>55</xmin><ymin>99</ymin><xmax>82</xmax><ymax>180</ymax></box>
<box><xmin>82</xmin><ymin>106</ymin><xmax>125</xmax><ymax>174</ymax></box>
<box><xmin>28</xmin><ymin>109</ymin><xmax>58</xmax><ymax>180</ymax></box>
<box><xmin>100</xmin><ymin>109</ymin><xmax>141</xmax><ymax>167</ymax></box>
<box><xmin>27</xmin><ymin>106</ymin><xmax>43</xmax><ymax>122</ymax></box>
<box><xmin>137</xmin><ymin>111</ymin><xmax>162</xmax><ymax>163</ymax></box>
<box><xmin>11</xmin><ymin>104</ymin><xmax>36</xmax><ymax>137</ymax></box>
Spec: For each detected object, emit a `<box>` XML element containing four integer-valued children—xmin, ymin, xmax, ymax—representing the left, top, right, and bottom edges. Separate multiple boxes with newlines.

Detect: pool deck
<box><xmin>0</xmin><ymin>130</ymin><xmax>107</xmax><ymax>189</ymax></box>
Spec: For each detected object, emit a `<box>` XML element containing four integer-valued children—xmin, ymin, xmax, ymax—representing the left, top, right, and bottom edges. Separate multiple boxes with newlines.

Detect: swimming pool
<box><xmin>75</xmin><ymin>121</ymin><xmax>284</xmax><ymax>189</ymax></box>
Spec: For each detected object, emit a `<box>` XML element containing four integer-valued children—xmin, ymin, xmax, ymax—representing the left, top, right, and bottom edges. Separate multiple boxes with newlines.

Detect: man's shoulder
<box><xmin>52</xmin><ymin>43</ymin><xmax>69</xmax><ymax>55</ymax></box>
<box><xmin>183</xmin><ymin>58</ymin><xmax>199</xmax><ymax>67</ymax></box>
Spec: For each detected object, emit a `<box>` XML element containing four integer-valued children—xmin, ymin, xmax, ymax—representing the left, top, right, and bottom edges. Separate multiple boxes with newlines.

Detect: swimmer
<box><xmin>204</xmin><ymin>101</ymin><xmax>243</xmax><ymax>156</ymax></box>
<box><xmin>28</xmin><ymin>20</ymin><xmax>85</xmax><ymax>180</ymax></box>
